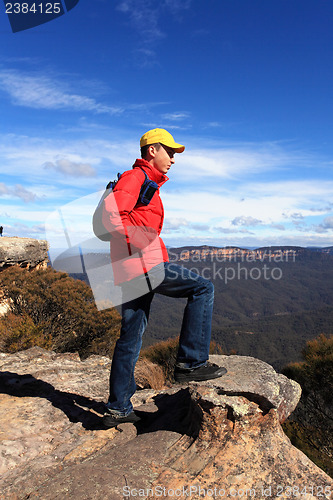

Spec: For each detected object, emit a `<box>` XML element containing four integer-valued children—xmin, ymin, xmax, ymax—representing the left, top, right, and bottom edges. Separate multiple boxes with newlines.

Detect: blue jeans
<box><xmin>107</xmin><ymin>262</ymin><xmax>214</xmax><ymax>416</ymax></box>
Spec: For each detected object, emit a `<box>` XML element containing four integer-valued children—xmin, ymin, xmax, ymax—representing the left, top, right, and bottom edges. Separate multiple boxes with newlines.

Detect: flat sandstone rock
<box><xmin>0</xmin><ymin>236</ymin><xmax>49</xmax><ymax>269</ymax></box>
<box><xmin>0</xmin><ymin>348</ymin><xmax>331</xmax><ymax>499</ymax></box>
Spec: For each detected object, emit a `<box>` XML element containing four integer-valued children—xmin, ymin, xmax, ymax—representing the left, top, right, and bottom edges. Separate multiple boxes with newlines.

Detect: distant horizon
<box><xmin>2</xmin><ymin>234</ymin><xmax>332</xmax><ymax>252</ymax></box>
<box><xmin>44</xmin><ymin>241</ymin><xmax>333</xmax><ymax>259</ymax></box>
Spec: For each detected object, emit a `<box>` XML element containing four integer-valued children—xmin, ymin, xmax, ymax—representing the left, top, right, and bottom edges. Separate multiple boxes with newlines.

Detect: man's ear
<box><xmin>148</xmin><ymin>145</ymin><xmax>157</xmax><ymax>158</ymax></box>
<box><xmin>146</xmin><ymin>145</ymin><xmax>157</xmax><ymax>159</ymax></box>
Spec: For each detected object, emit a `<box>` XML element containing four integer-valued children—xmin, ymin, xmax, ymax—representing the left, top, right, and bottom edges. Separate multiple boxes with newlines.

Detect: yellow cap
<box><xmin>140</xmin><ymin>128</ymin><xmax>185</xmax><ymax>153</ymax></box>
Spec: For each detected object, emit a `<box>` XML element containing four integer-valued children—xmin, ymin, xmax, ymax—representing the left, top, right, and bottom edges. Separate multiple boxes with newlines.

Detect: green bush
<box><xmin>0</xmin><ymin>266</ymin><xmax>121</xmax><ymax>358</ymax></box>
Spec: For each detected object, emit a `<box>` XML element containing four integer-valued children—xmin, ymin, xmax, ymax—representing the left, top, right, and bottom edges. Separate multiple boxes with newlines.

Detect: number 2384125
<box><xmin>5</xmin><ymin>3</ymin><xmax>62</xmax><ymax>14</ymax></box>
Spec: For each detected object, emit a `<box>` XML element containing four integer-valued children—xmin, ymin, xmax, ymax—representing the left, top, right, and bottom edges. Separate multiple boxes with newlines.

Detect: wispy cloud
<box><xmin>116</xmin><ymin>0</ymin><xmax>192</xmax><ymax>33</ymax></box>
<box><xmin>141</xmin><ymin>122</ymin><xmax>191</xmax><ymax>131</ymax></box>
<box><xmin>44</xmin><ymin>159</ymin><xmax>97</xmax><ymax>178</ymax></box>
<box><xmin>174</xmin><ymin>142</ymin><xmax>313</xmax><ymax>180</ymax></box>
<box><xmin>0</xmin><ymin>182</ymin><xmax>39</xmax><ymax>203</ymax></box>
<box><xmin>162</xmin><ymin>112</ymin><xmax>191</xmax><ymax>121</ymax></box>
<box><xmin>116</xmin><ymin>0</ymin><xmax>192</xmax><ymax>63</ymax></box>
<box><xmin>116</xmin><ymin>0</ymin><xmax>164</xmax><ymax>42</ymax></box>
<box><xmin>322</xmin><ymin>216</ymin><xmax>333</xmax><ymax>229</ymax></box>
<box><xmin>3</xmin><ymin>222</ymin><xmax>46</xmax><ymax>238</ymax></box>
<box><xmin>214</xmin><ymin>226</ymin><xmax>254</xmax><ymax>235</ymax></box>
<box><xmin>0</xmin><ymin>69</ymin><xmax>123</xmax><ymax>114</ymax></box>
<box><xmin>270</xmin><ymin>224</ymin><xmax>286</xmax><ymax>231</ymax></box>
<box><xmin>0</xmin><ymin>183</ymin><xmax>9</xmax><ymax>195</ymax></box>
<box><xmin>164</xmin><ymin>218</ymin><xmax>188</xmax><ymax>231</ymax></box>
<box><xmin>13</xmin><ymin>185</ymin><xmax>38</xmax><ymax>203</ymax></box>
<box><xmin>312</xmin><ymin>216</ymin><xmax>333</xmax><ymax>233</ymax></box>
<box><xmin>164</xmin><ymin>217</ymin><xmax>210</xmax><ymax>233</ymax></box>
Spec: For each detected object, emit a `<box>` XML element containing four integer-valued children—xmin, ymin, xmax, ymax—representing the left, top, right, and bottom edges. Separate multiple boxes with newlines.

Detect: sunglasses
<box><xmin>160</xmin><ymin>144</ymin><xmax>175</xmax><ymax>158</ymax></box>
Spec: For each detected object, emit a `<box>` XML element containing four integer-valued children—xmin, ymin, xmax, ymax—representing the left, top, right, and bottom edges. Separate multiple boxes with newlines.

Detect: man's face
<box><xmin>151</xmin><ymin>144</ymin><xmax>175</xmax><ymax>174</ymax></box>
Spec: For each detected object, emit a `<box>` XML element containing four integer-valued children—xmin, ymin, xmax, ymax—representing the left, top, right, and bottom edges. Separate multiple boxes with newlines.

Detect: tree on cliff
<box><xmin>0</xmin><ymin>266</ymin><xmax>121</xmax><ymax>358</ymax></box>
<box><xmin>282</xmin><ymin>334</ymin><xmax>333</xmax><ymax>477</ymax></box>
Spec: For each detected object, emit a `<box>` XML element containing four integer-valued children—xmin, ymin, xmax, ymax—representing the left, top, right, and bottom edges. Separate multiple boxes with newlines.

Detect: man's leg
<box><xmin>154</xmin><ymin>262</ymin><xmax>226</xmax><ymax>382</ymax></box>
<box><xmin>156</xmin><ymin>262</ymin><xmax>213</xmax><ymax>367</ymax></box>
<box><xmin>106</xmin><ymin>290</ymin><xmax>154</xmax><ymax>421</ymax></box>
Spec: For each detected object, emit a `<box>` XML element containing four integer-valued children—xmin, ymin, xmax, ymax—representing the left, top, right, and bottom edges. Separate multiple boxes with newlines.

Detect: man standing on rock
<box><xmin>101</xmin><ymin>128</ymin><xmax>227</xmax><ymax>428</ymax></box>
<box><xmin>0</xmin><ymin>226</ymin><xmax>3</xmax><ymax>237</ymax></box>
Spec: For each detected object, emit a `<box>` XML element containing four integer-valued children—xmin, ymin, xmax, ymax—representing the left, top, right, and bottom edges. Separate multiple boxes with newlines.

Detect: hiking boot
<box><xmin>174</xmin><ymin>362</ymin><xmax>227</xmax><ymax>383</ymax></box>
<box><xmin>102</xmin><ymin>409</ymin><xmax>141</xmax><ymax>428</ymax></box>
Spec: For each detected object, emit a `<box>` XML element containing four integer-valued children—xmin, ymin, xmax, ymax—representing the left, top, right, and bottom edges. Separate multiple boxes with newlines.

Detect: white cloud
<box><xmin>164</xmin><ymin>217</ymin><xmax>211</xmax><ymax>233</ymax></box>
<box><xmin>206</xmin><ymin>122</ymin><xmax>222</xmax><ymax>128</ymax></box>
<box><xmin>1</xmin><ymin>129</ymin><xmax>332</xmax><ymax>247</ymax></box>
<box><xmin>322</xmin><ymin>216</ymin><xmax>333</xmax><ymax>228</ymax></box>
<box><xmin>173</xmin><ymin>143</ymin><xmax>310</xmax><ymax>180</ymax></box>
<box><xmin>116</xmin><ymin>0</ymin><xmax>164</xmax><ymax>42</ymax></box>
<box><xmin>290</xmin><ymin>212</ymin><xmax>305</xmax><ymax>220</ymax></box>
<box><xmin>0</xmin><ymin>69</ymin><xmax>123</xmax><ymax>114</ymax></box>
<box><xmin>214</xmin><ymin>227</ymin><xmax>254</xmax><ymax>235</ymax></box>
<box><xmin>44</xmin><ymin>159</ymin><xmax>97</xmax><ymax>178</ymax></box>
<box><xmin>232</xmin><ymin>216</ymin><xmax>263</xmax><ymax>227</ymax></box>
<box><xmin>312</xmin><ymin>216</ymin><xmax>333</xmax><ymax>233</ymax></box>
<box><xmin>4</xmin><ymin>222</ymin><xmax>47</xmax><ymax>238</ymax></box>
<box><xmin>116</xmin><ymin>0</ymin><xmax>192</xmax><ymax>64</ymax></box>
<box><xmin>0</xmin><ymin>183</ymin><xmax>10</xmax><ymax>195</ymax></box>
<box><xmin>116</xmin><ymin>0</ymin><xmax>193</xmax><ymax>33</ymax></box>
<box><xmin>0</xmin><ymin>182</ymin><xmax>38</xmax><ymax>203</ymax></box>
<box><xmin>13</xmin><ymin>184</ymin><xmax>38</xmax><ymax>203</ymax></box>
<box><xmin>162</xmin><ymin>112</ymin><xmax>190</xmax><ymax>121</ymax></box>
<box><xmin>164</xmin><ymin>218</ymin><xmax>188</xmax><ymax>230</ymax></box>
<box><xmin>0</xmin><ymin>134</ymin><xmax>109</xmax><ymax>187</ymax></box>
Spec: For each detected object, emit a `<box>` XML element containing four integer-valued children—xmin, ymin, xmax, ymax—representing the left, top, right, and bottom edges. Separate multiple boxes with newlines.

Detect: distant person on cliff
<box><xmin>0</xmin><ymin>226</ymin><xmax>3</xmax><ymax>237</ymax></box>
<box><xmin>101</xmin><ymin>128</ymin><xmax>227</xmax><ymax>428</ymax></box>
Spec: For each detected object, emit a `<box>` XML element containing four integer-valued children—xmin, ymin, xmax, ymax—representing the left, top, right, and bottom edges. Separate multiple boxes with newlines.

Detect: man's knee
<box><xmin>198</xmin><ymin>276</ymin><xmax>214</xmax><ymax>296</ymax></box>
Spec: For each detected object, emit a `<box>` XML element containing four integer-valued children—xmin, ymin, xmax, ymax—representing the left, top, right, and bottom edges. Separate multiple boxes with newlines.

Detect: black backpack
<box><xmin>92</xmin><ymin>167</ymin><xmax>158</xmax><ymax>241</ymax></box>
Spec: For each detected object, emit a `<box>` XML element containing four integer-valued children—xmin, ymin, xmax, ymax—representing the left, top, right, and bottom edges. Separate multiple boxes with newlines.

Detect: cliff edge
<box><xmin>0</xmin><ymin>236</ymin><xmax>49</xmax><ymax>270</ymax></box>
<box><xmin>0</xmin><ymin>348</ymin><xmax>332</xmax><ymax>499</ymax></box>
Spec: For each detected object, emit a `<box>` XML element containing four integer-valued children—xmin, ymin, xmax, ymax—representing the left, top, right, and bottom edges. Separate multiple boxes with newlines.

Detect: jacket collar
<box><xmin>132</xmin><ymin>159</ymin><xmax>169</xmax><ymax>186</ymax></box>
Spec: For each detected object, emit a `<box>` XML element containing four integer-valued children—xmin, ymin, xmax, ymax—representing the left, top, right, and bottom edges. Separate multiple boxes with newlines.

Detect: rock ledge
<box><xmin>0</xmin><ymin>236</ymin><xmax>49</xmax><ymax>269</ymax></box>
<box><xmin>0</xmin><ymin>348</ymin><xmax>332</xmax><ymax>499</ymax></box>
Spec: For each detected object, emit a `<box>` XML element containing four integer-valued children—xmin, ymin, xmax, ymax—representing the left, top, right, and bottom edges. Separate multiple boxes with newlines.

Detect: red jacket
<box><xmin>102</xmin><ymin>159</ymin><xmax>169</xmax><ymax>285</ymax></box>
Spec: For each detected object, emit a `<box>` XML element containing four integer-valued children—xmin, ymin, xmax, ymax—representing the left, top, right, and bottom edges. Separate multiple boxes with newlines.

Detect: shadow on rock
<box><xmin>0</xmin><ymin>371</ymin><xmax>107</xmax><ymax>430</ymax></box>
<box><xmin>135</xmin><ymin>387</ymin><xmax>200</xmax><ymax>438</ymax></box>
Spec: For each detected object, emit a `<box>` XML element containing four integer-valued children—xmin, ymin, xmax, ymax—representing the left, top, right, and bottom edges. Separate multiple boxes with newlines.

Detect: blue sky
<box><xmin>1</xmin><ymin>0</ymin><xmax>333</xmax><ymax>252</ymax></box>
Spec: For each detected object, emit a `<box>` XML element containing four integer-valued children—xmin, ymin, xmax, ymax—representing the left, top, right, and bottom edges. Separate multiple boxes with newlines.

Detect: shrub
<box><xmin>141</xmin><ymin>337</ymin><xmax>225</xmax><ymax>382</ymax></box>
<box><xmin>282</xmin><ymin>334</ymin><xmax>333</xmax><ymax>477</ymax></box>
<box><xmin>0</xmin><ymin>312</ymin><xmax>52</xmax><ymax>352</ymax></box>
<box><xmin>141</xmin><ymin>337</ymin><xmax>179</xmax><ymax>381</ymax></box>
<box><xmin>0</xmin><ymin>266</ymin><xmax>121</xmax><ymax>358</ymax></box>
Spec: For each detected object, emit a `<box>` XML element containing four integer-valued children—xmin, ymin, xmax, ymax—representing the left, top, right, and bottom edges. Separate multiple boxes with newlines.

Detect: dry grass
<box><xmin>135</xmin><ymin>357</ymin><xmax>167</xmax><ymax>390</ymax></box>
<box><xmin>141</xmin><ymin>336</ymin><xmax>179</xmax><ymax>382</ymax></box>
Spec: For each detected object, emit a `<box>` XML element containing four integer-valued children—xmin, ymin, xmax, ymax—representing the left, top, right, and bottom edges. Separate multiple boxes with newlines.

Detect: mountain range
<box><xmin>54</xmin><ymin>244</ymin><xmax>333</xmax><ymax>370</ymax></box>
